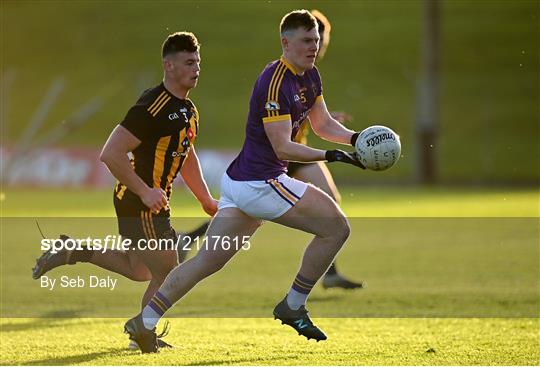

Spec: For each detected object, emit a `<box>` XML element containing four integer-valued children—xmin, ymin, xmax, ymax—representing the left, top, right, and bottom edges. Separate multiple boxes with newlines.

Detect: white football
<box><xmin>355</xmin><ymin>125</ymin><xmax>401</xmax><ymax>171</ymax></box>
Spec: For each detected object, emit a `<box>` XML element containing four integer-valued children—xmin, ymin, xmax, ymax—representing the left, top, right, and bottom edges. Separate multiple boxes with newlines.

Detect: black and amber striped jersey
<box><xmin>114</xmin><ymin>82</ymin><xmax>199</xmax><ymax>209</ymax></box>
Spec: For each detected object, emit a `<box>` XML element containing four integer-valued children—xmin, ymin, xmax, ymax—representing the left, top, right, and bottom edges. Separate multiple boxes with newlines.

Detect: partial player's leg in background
<box><xmin>291</xmin><ymin>162</ymin><xmax>364</xmax><ymax>290</ymax></box>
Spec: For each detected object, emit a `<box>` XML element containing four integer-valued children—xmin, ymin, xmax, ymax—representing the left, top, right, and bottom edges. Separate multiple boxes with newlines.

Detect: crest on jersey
<box><xmin>265</xmin><ymin>101</ymin><xmax>280</xmax><ymax>111</ymax></box>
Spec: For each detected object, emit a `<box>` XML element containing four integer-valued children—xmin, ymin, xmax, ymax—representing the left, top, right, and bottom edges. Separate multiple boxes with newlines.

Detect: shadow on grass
<box><xmin>21</xmin><ymin>348</ymin><xmax>126</xmax><ymax>365</ymax></box>
<box><xmin>187</xmin><ymin>354</ymin><xmax>297</xmax><ymax>366</ymax></box>
<box><xmin>0</xmin><ymin>314</ymin><xmax>117</xmax><ymax>333</ymax></box>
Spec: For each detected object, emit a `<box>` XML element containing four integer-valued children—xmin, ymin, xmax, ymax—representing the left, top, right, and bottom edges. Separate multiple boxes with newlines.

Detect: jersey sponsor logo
<box><xmin>181</xmin><ymin>136</ymin><xmax>190</xmax><ymax>149</ymax></box>
<box><xmin>265</xmin><ymin>101</ymin><xmax>280</xmax><ymax>111</ymax></box>
<box><xmin>168</xmin><ymin>112</ymin><xmax>180</xmax><ymax>120</ymax></box>
<box><xmin>172</xmin><ymin>147</ymin><xmax>190</xmax><ymax>157</ymax></box>
<box><xmin>292</xmin><ymin>110</ymin><xmax>310</xmax><ymax>129</ymax></box>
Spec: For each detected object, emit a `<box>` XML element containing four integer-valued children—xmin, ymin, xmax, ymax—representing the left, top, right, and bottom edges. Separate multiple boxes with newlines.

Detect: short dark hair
<box><xmin>280</xmin><ymin>10</ymin><xmax>318</xmax><ymax>35</ymax></box>
<box><xmin>162</xmin><ymin>32</ymin><xmax>200</xmax><ymax>58</ymax></box>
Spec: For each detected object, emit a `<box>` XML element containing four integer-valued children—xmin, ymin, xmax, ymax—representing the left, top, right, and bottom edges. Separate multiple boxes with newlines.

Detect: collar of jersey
<box><xmin>279</xmin><ymin>56</ymin><xmax>299</xmax><ymax>75</ymax></box>
<box><xmin>160</xmin><ymin>82</ymin><xmax>189</xmax><ymax>103</ymax></box>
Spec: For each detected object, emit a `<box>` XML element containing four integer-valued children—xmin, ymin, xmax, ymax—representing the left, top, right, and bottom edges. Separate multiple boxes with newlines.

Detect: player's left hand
<box><xmin>201</xmin><ymin>197</ymin><xmax>219</xmax><ymax>216</ymax></box>
<box><xmin>325</xmin><ymin>149</ymin><xmax>366</xmax><ymax>169</ymax></box>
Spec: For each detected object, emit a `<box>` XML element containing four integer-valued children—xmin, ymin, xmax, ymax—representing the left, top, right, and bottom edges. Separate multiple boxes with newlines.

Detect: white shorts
<box><xmin>218</xmin><ymin>173</ymin><xmax>308</xmax><ymax>220</ymax></box>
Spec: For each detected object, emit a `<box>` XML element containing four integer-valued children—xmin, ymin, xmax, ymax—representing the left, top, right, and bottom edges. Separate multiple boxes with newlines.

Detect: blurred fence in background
<box><xmin>0</xmin><ymin>146</ymin><xmax>235</xmax><ymax>189</ymax></box>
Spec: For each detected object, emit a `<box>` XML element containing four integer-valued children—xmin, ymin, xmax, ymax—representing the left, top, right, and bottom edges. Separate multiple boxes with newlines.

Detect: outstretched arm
<box><xmin>180</xmin><ymin>146</ymin><xmax>218</xmax><ymax>216</ymax></box>
<box><xmin>308</xmin><ymin>97</ymin><xmax>356</xmax><ymax>145</ymax></box>
<box><xmin>263</xmin><ymin>117</ymin><xmax>363</xmax><ymax>168</ymax></box>
<box><xmin>264</xmin><ymin>118</ymin><xmax>326</xmax><ymax>162</ymax></box>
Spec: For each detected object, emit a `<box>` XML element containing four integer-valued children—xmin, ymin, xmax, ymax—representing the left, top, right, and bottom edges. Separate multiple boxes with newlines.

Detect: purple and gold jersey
<box><xmin>227</xmin><ymin>57</ymin><xmax>323</xmax><ymax>181</ymax></box>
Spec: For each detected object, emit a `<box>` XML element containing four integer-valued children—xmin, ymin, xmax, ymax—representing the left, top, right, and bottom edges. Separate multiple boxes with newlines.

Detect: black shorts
<box><xmin>113</xmin><ymin>195</ymin><xmax>172</xmax><ymax>241</ymax></box>
<box><xmin>287</xmin><ymin>162</ymin><xmax>316</xmax><ymax>177</ymax></box>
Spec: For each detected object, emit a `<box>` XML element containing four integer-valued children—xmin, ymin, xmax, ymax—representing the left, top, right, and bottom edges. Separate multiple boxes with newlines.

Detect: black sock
<box><xmin>326</xmin><ymin>262</ymin><xmax>338</xmax><ymax>276</ymax></box>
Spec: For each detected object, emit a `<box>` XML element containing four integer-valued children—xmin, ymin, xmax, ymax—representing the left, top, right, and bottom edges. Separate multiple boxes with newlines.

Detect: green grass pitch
<box><xmin>1</xmin><ymin>187</ymin><xmax>539</xmax><ymax>365</ymax></box>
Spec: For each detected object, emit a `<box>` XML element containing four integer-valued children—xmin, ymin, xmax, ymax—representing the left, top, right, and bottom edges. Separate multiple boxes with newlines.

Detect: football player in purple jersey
<box><xmin>179</xmin><ymin>9</ymin><xmax>364</xmax><ymax>291</ymax></box>
<box><xmin>124</xmin><ymin>10</ymin><xmax>365</xmax><ymax>352</ymax></box>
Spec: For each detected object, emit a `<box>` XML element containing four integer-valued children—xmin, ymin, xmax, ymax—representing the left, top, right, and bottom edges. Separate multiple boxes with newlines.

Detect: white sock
<box><xmin>286</xmin><ymin>289</ymin><xmax>309</xmax><ymax>310</ymax></box>
<box><xmin>141</xmin><ymin>305</ymin><xmax>161</xmax><ymax>330</ymax></box>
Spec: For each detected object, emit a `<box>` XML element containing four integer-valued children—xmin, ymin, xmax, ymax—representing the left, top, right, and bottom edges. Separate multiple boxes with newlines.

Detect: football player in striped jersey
<box><xmin>33</xmin><ymin>32</ymin><xmax>217</xmax><ymax>349</ymax></box>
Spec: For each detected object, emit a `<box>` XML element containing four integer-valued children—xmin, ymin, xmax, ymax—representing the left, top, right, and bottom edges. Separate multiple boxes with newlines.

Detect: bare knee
<box><xmin>339</xmin><ymin>217</ymin><xmax>351</xmax><ymax>242</ymax></box>
<box><xmin>125</xmin><ymin>260</ymin><xmax>153</xmax><ymax>282</ymax></box>
<box><xmin>128</xmin><ymin>268</ymin><xmax>153</xmax><ymax>282</ymax></box>
<box><xmin>331</xmin><ymin>215</ymin><xmax>351</xmax><ymax>245</ymax></box>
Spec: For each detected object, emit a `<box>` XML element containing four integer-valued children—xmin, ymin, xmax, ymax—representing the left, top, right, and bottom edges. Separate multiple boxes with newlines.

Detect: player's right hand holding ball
<box><xmin>325</xmin><ymin>132</ymin><xmax>365</xmax><ymax>169</ymax></box>
<box><xmin>325</xmin><ymin>149</ymin><xmax>365</xmax><ymax>169</ymax></box>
